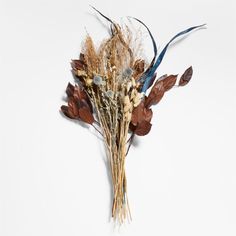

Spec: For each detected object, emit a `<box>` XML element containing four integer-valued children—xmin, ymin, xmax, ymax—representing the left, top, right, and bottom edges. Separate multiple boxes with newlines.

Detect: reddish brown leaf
<box><xmin>145</xmin><ymin>79</ymin><xmax>165</xmax><ymax>108</ymax></box>
<box><xmin>61</xmin><ymin>105</ymin><xmax>77</xmax><ymax>119</ymax></box>
<box><xmin>73</xmin><ymin>85</ymin><xmax>87</xmax><ymax>101</ymax></box>
<box><xmin>129</xmin><ymin>123</ymin><xmax>136</xmax><ymax>133</ymax></box>
<box><xmin>131</xmin><ymin>101</ymin><xmax>153</xmax><ymax>125</ymax></box>
<box><xmin>68</xmin><ymin>98</ymin><xmax>79</xmax><ymax>118</ymax></box>
<box><xmin>131</xmin><ymin>102</ymin><xmax>143</xmax><ymax>125</ymax></box>
<box><xmin>71</xmin><ymin>59</ymin><xmax>85</xmax><ymax>71</ymax></box>
<box><xmin>134</xmin><ymin>120</ymin><xmax>152</xmax><ymax>136</ymax></box>
<box><xmin>145</xmin><ymin>108</ymin><xmax>153</xmax><ymax>123</ymax></box>
<box><xmin>179</xmin><ymin>66</ymin><xmax>193</xmax><ymax>86</ymax></box>
<box><xmin>73</xmin><ymin>85</ymin><xmax>93</xmax><ymax>113</ymax></box>
<box><xmin>78</xmin><ymin>107</ymin><xmax>94</xmax><ymax>124</ymax></box>
<box><xmin>66</xmin><ymin>82</ymin><xmax>74</xmax><ymax>97</ymax></box>
<box><xmin>162</xmin><ymin>74</ymin><xmax>178</xmax><ymax>91</ymax></box>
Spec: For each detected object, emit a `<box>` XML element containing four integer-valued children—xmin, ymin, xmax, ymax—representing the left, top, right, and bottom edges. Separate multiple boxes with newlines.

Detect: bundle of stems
<box><xmin>61</xmin><ymin>7</ymin><xmax>204</xmax><ymax>224</ymax></box>
<box><xmin>81</xmin><ymin>26</ymin><xmax>141</xmax><ymax>222</ymax></box>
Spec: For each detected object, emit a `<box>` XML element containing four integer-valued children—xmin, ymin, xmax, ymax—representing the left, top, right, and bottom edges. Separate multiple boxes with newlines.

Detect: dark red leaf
<box><xmin>66</xmin><ymin>82</ymin><xmax>74</xmax><ymax>97</ymax></box>
<box><xmin>61</xmin><ymin>105</ymin><xmax>77</xmax><ymax>119</ymax></box>
<box><xmin>145</xmin><ymin>79</ymin><xmax>165</xmax><ymax>108</ymax></box>
<box><xmin>73</xmin><ymin>84</ymin><xmax>87</xmax><ymax>101</ymax></box>
<box><xmin>71</xmin><ymin>59</ymin><xmax>85</xmax><ymax>71</ymax></box>
<box><xmin>78</xmin><ymin>107</ymin><xmax>94</xmax><ymax>124</ymax></box>
<box><xmin>179</xmin><ymin>66</ymin><xmax>193</xmax><ymax>86</ymax></box>
<box><xmin>145</xmin><ymin>108</ymin><xmax>153</xmax><ymax>123</ymax></box>
<box><xmin>131</xmin><ymin>102</ymin><xmax>143</xmax><ymax>125</ymax></box>
<box><xmin>74</xmin><ymin>85</ymin><xmax>93</xmax><ymax>113</ymax></box>
<box><xmin>134</xmin><ymin>120</ymin><xmax>152</xmax><ymax>136</ymax></box>
<box><xmin>131</xmin><ymin>101</ymin><xmax>153</xmax><ymax>125</ymax></box>
<box><xmin>129</xmin><ymin>122</ymin><xmax>136</xmax><ymax>132</ymax></box>
<box><xmin>68</xmin><ymin>98</ymin><xmax>80</xmax><ymax>118</ymax></box>
<box><xmin>162</xmin><ymin>74</ymin><xmax>178</xmax><ymax>91</ymax></box>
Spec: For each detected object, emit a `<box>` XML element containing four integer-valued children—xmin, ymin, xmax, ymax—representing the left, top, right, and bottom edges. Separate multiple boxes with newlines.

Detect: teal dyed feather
<box><xmin>141</xmin><ymin>24</ymin><xmax>206</xmax><ymax>92</ymax></box>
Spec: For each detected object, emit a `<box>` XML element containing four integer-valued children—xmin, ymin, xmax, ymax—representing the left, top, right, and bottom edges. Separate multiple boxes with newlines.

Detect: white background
<box><xmin>0</xmin><ymin>0</ymin><xmax>236</xmax><ymax>235</ymax></box>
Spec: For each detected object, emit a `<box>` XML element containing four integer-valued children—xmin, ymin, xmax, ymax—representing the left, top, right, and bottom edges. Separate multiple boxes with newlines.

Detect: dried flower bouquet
<box><xmin>61</xmin><ymin>8</ymin><xmax>204</xmax><ymax>223</ymax></box>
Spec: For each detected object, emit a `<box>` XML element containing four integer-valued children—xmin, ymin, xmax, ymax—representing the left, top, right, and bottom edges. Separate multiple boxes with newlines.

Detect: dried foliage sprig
<box><xmin>60</xmin><ymin>7</ymin><xmax>204</xmax><ymax>224</ymax></box>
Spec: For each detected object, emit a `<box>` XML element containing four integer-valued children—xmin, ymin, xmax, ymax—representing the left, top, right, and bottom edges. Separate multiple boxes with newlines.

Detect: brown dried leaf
<box><xmin>129</xmin><ymin>123</ymin><xmax>136</xmax><ymax>133</ymax></box>
<box><xmin>66</xmin><ymin>82</ymin><xmax>74</xmax><ymax>97</ymax></box>
<box><xmin>162</xmin><ymin>74</ymin><xmax>178</xmax><ymax>91</ymax></box>
<box><xmin>61</xmin><ymin>105</ymin><xmax>77</xmax><ymax>119</ymax></box>
<box><xmin>78</xmin><ymin>107</ymin><xmax>94</xmax><ymax>124</ymax></box>
<box><xmin>145</xmin><ymin>108</ymin><xmax>153</xmax><ymax>123</ymax></box>
<box><xmin>145</xmin><ymin>80</ymin><xmax>165</xmax><ymax>108</ymax></box>
<box><xmin>74</xmin><ymin>85</ymin><xmax>93</xmax><ymax>113</ymax></box>
<box><xmin>71</xmin><ymin>59</ymin><xmax>85</xmax><ymax>71</ymax></box>
<box><xmin>134</xmin><ymin>120</ymin><xmax>152</xmax><ymax>136</ymax></box>
<box><xmin>131</xmin><ymin>101</ymin><xmax>153</xmax><ymax>125</ymax></box>
<box><xmin>68</xmin><ymin>98</ymin><xmax>79</xmax><ymax>118</ymax></box>
<box><xmin>131</xmin><ymin>102</ymin><xmax>143</xmax><ymax>125</ymax></box>
<box><xmin>73</xmin><ymin>85</ymin><xmax>87</xmax><ymax>101</ymax></box>
<box><xmin>179</xmin><ymin>66</ymin><xmax>193</xmax><ymax>86</ymax></box>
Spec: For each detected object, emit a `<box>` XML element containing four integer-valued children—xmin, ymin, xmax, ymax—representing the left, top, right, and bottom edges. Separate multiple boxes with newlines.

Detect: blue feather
<box><xmin>141</xmin><ymin>24</ymin><xmax>206</xmax><ymax>93</ymax></box>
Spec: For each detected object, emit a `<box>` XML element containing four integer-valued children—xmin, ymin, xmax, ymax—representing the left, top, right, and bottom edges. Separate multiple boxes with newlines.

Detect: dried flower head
<box><xmin>93</xmin><ymin>75</ymin><xmax>104</xmax><ymax>85</ymax></box>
